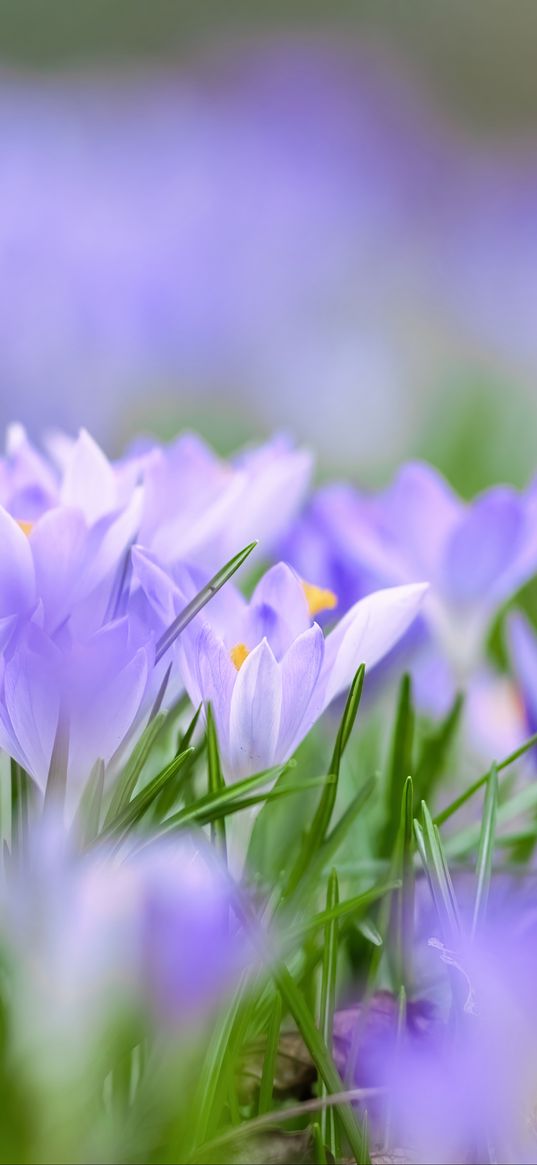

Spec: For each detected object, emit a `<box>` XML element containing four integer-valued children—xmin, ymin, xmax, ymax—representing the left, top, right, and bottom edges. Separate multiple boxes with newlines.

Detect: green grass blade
<box><xmin>416</xmin><ymin>802</ymin><xmax>460</xmax><ymax>942</ymax></box>
<box><xmin>380</xmin><ymin>674</ymin><xmax>414</xmax><ymax>855</ymax></box>
<box><xmin>319</xmin><ymin>870</ymin><xmax>339</xmax><ymax>1158</ymax></box>
<box><xmin>446</xmin><ymin>778</ymin><xmax>537</xmax><ymax>858</ymax></box>
<box><xmin>103</xmin><ymin>712</ymin><xmax>166</xmax><ymax>826</ymax></box>
<box><xmin>356</xmin><ymin>919</ymin><xmax>383</xmax><ymax>948</ymax></box>
<box><xmin>102</xmin><ymin>747</ymin><xmax>195</xmax><ymax>840</ymax></box>
<box><xmin>472</xmin><ymin>764</ymin><xmax>498</xmax><ymax>936</ymax></box>
<box><xmin>190</xmin><ymin>976</ymin><xmax>251</xmax><ymax>1150</ymax></box>
<box><xmin>414</xmin><ymin>692</ymin><xmax>463</xmax><ymax>803</ymax></box>
<box><xmin>283</xmin><ymin>666</ymin><xmax>365</xmax><ymax>897</ymax></box>
<box><xmin>73</xmin><ymin>759</ymin><xmax>105</xmax><ymax>847</ymax></box>
<box><xmin>206</xmin><ymin>704</ymin><xmax>227</xmax><ymax>860</ymax></box>
<box><xmin>393</xmin><ymin>776</ymin><xmax>415</xmax><ymax>988</ymax></box>
<box><xmin>285</xmin><ymin>880</ymin><xmax>401</xmax><ymax>946</ymax></box>
<box><xmin>282</xmin><ymin>773</ymin><xmax>375</xmax><ymax>916</ymax></box>
<box><xmin>153</xmin><ymin>762</ymin><xmax>296</xmax><ymax>835</ymax></box>
<box><xmin>312</xmin><ymin>1122</ymin><xmax>328</xmax><ymax>1164</ymax></box>
<box><xmin>274</xmin><ymin>963</ymin><xmax>367</xmax><ymax>1163</ymax></box>
<box><xmin>435</xmin><ymin>729</ymin><xmax>537</xmax><ymax>826</ymax></box>
<box><xmin>155</xmin><ymin>541</ymin><xmax>257</xmax><ymax>663</ymax></box>
<box><xmin>257</xmin><ymin>993</ymin><xmax>282</xmax><ymax>1116</ymax></box>
<box><xmin>234</xmin><ymin>892</ymin><xmax>367</xmax><ymax>1163</ymax></box>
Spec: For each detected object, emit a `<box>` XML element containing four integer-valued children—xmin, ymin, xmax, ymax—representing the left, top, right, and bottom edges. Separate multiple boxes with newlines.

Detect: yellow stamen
<box><xmin>17</xmin><ymin>520</ymin><xmax>34</xmax><ymax>537</ymax></box>
<box><xmin>230</xmin><ymin>642</ymin><xmax>250</xmax><ymax>671</ymax></box>
<box><xmin>302</xmin><ymin>580</ymin><xmax>338</xmax><ymax>618</ymax></box>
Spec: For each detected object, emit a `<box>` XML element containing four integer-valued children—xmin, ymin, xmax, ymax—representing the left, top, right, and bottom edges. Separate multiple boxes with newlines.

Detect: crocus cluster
<box><xmin>4</xmin><ymin>421</ymin><xmax>537</xmax><ymax>1165</ymax></box>
<box><xmin>284</xmin><ymin>461</ymin><xmax>537</xmax><ymax>759</ymax></box>
<box><xmin>0</xmin><ymin>424</ymin><xmax>429</xmax><ymax>801</ymax></box>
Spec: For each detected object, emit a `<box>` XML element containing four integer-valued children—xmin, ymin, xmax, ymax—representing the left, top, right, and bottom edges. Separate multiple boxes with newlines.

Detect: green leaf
<box><xmin>154</xmin><ymin>762</ymin><xmax>297</xmax><ymax>836</ymax></box>
<box><xmin>368</xmin><ymin>776</ymin><xmax>414</xmax><ymax>992</ymax></box>
<box><xmin>415</xmin><ymin>802</ymin><xmax>460</xmax><ymax>942</ymax></box>
<box><xmin>356</xmin><ymin>919</ymin><xmax>383</xmax><ymax>948</ymax></box>
<box><xmin>283</xmin><ymin>777</ymin><xmax>377</xmax><ymax>916</ymax></box>
<box><xmin>312</xmin><ymin>1122</ymin><xmax>328</xmax><ymax>1165</ymax></box>
<box><xmin>285</xmin><ymin>880</ymin><xmax>401</xmax><ymax>946</ymax></box>
<box><xmin>10</xmin><ymin>760</ymin><xmax>34</xmax><ymax>855</ymax></box>
<box><xmin>233</xmin><ymin>891</ymin><xmax>368</xmax><ymax>1164</ymax></box>
<box><xmin>283</xmin><ymin>666</ymin><xmax>365</xmax><ymax>898</ymax></box>
<box><xmin>445</xmin><ymin>778</ymin><xmax>537</xmax><ymax>858</ymax></box>
<box><xmin>274</xmin><ymin>964</ymin><xmax>367</xmax><ymax>1163</ymax></box>
<box><xmin>72</xmin><ymin>759</ymin><xmax>105</xmax><ymax>847</ymax></box>
<box><xmin>472</xmin><ymin>764</ymin><xmax>498</xmax><ymax>936</ymax></box>
<box><xmin>393</xmin><ymin>775</ymin><xmax>415</xmax><ymax>988</ymax></box>
<box><xmin>414</xmin><ymin>692</ymin><xmax>463</xmax><ymax>804</ymax></box>
<box><xmin>43</xmin><ymin>710</ymin><xmax>69</xmax><ymax>813</ymax></box>
<box><xmin>207</xmin><ymin>704</ymin><xmax>227</xmax><ymax>860</ymax></box>
<box><xmin>155</xmin><ymin>541</ymin><xmax>258</xmax><ymax>663</ymax></box>
<box><xmin>102</xmin><ymin>747</ymin><xmax>195</xmax><ymax>840</ymax></box>
<box><xmin>319</xmin><ymin>870</ymin><xmax>339</xmax><ymax>1158</ymax></box>
<box><xmin>190</xmin><ymin>976</ymin><xmax>252</xmax><ymax>1149</ymax></box>
<box><xmin>103</xmin><ymin>712</ymin><xmax>166</xmax><ymax>827</ymax></box>
<box><xmin>380</xmin><ymin>674</ymin><xmax>414</xmax><ymax>855</ymax></box>
<box><xmin>435</xmin><ymin>729</ymin><xmax>537</xmax><ymax>826</ymax></box>
<box><xmin>257</xmin><ymin>994</ymin><xmax>282</xmax><ymax>1116</ymax></box>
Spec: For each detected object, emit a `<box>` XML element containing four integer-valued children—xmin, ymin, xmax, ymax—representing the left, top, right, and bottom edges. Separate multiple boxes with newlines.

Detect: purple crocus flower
<box><xmin>2</xmin><ymin>823</ymin><xmax>250</xmax><ymax>1052</ymax></box>
<box><xmin>286</xmin><ymin>462</ymin><xmax>537</xmax><ymax>722</ymax></box>
<box><xmin>0</xmin><ymin>613</ymin><xmax>153</xmax><ymax>797</ymax></box>
<box><xmin>132</xmin><ymin>430</ymin><xmax>312</xmax><ymax>572</ymax></box>
<box><xmin>135</xmin><ymin>554</ymin><xmax>427</xmax><ymax>779</ymax></box>
<box><xmin>507</xmin><ymin>611</ymin><xmax>537</xmax><ymax>739</ymax></box>
<box><xmin>341</xmin><ymin>911</ymin><xmax>537</xmax><ymax>1163</ymax></box>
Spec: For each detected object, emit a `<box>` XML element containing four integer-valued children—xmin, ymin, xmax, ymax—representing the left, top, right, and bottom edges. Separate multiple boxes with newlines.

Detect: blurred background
<box><xmin>2</xmin><ymin>0</ymin><xmax>537</xmax><ymax>494</ymax></box>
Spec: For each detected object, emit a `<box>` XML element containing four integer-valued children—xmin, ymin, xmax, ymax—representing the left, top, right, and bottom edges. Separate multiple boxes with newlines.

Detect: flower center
<box><xmin>17</xmin><ymin>520</ymin><xmax>34</xmax><ymax>537</ymax></box>
<box><xmin>230</xmin><ymin>642</ymin><xmax>250</xmax><ymax>671</ymax></box>
<box><xmin>302</xmin><ymin>580</ymin><xmax>337</xmax><ymax>618</ymax></box>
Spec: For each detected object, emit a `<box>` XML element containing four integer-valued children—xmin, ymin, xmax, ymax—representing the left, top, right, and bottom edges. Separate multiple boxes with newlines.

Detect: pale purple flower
<box><xmin>135</xmin><ymin>556</ymin><xmax>427</xmax><ymax>779</ymax></box>
<box><xmin>341</xmin><ymin>911</ymin><xmax>537</xmax><ymax>1163</ymax></box>
<box><xmin>507</xmin><ymin>611</ymin><xmax>537</xmax><ymax>739</ymax></box>
<box><xmin>286</xmin><ymin>463</ymin><xmax>537</xmax><ymax>722</ymax></box>
<box><xmin>132</xmin><ymin>431</ymin><xmax>312</xmax><ymax>572</ymax></box>
<box><xmin>0</xmin><ymin>614</ymin><xmax>153</xmax><ymax>797</ymax></box>
<box><xmin>2</xmin><ymin>823</ymin><xmax>249</xmax><ymax>1053</ymax></box>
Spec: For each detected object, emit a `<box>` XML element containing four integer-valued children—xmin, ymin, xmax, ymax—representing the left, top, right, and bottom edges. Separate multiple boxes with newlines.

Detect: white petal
<box><xmin>277</xmin><ymin>623</ymin><xmax>325</xmax><ymax>757</ymax></box>
<box><xmin>61</xmin><ymin>429</ymin><xmax>117</xmax><ymax>523</ymax></box>
<box><xmin>228</xmin><ymin>638</ymin><xmax>282</xmax><ymax>780</ymax></box>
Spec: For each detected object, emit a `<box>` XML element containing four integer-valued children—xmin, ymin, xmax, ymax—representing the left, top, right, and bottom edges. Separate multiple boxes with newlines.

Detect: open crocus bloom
<box><xmin>160</xmin><ymin>562</ymin><xmax>427</xmax><ymax>780</ymax></box>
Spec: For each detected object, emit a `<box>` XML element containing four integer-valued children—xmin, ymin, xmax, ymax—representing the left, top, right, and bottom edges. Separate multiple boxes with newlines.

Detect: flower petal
<box><xmin>277</xmin><ymin>623</ymin><xmax>325</xmax><ymax>756</ymax></box>
<box><xmin>228</xmin><ymin>638</ymin><xmax>282</xmax><ymax>780</ymax></box>
<box><xmin>61</xmin><ymin>429</ymin><xmax>117</xmax><ymax>523</ymax></box>
<box><xmin>0</xmin><ymin>506</ymin><xmax>36</xmax><ymax>618</ymax></box>
<box><xmin>321</xmin><ymin>582</ymin><xmax>428</xmax><ymax>708</ymax></box>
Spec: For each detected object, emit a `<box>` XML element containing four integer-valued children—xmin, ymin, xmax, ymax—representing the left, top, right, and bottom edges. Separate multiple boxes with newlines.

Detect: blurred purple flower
<box><xmin>5</xmin><ymin>45</ymin><xmax>533</xmax><ymax>469</ymax></box>
<box><xmin>507</xmin><ymin>611</ymin><xmax>537</xmax><ymax>738</ymax></box>
<box><xmin>2</xmin><ymin>823</ymin><xmax>250</xmax><ymax>1046</ymax></box>
<box><xmin>0</xmin><ymin>614</ymin><xmax>153</xmax><ymax>797</ymax></box>
<box><xmin>286</xmin><ymin>463</ymin><xmax>537</xmax><ymax>723</ymax></box>
<box><xmin>136</xmin><ymin>557</ymin><xmax>427</xmax><ymax>779</ymax></box>
<box><xmin>132</xmin><ymin>430</ymin><xmax>312</xmax><ymax>572</ymax></box>
<box><xmin>340</xmin><ymin>910</ymin><xmax>537</xmax><ymax>1162</ymax></box>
